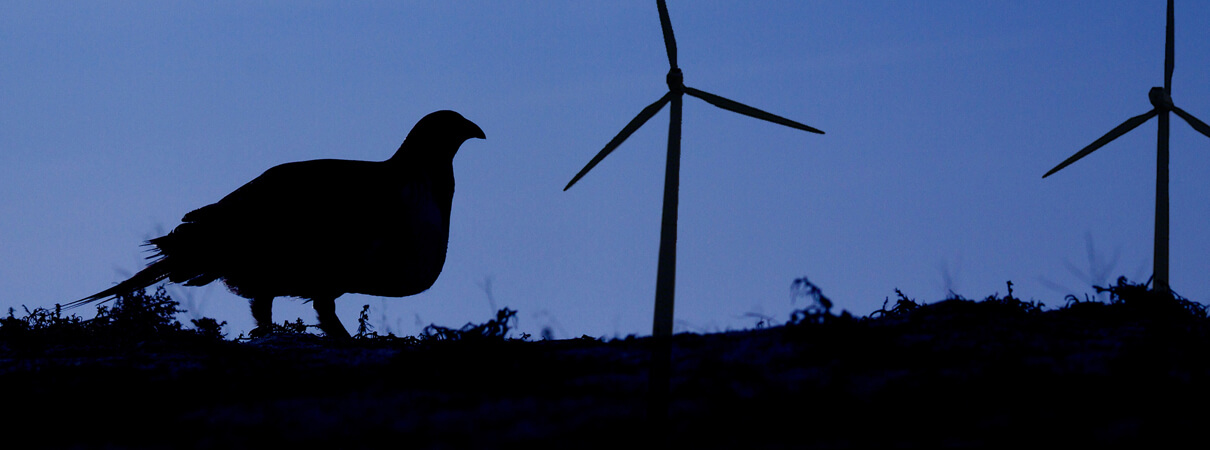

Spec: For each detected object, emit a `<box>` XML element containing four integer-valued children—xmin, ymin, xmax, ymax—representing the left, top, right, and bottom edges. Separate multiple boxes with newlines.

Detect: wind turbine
<box><xmin>1043</xmin><ymin>0</ymin><xmax>1210</xmax><ymax>295</ymax></box>
<box><xmin>563</xmin><ymin>0</ymin><xmax>824</xmax><ymax>338</ymax></box>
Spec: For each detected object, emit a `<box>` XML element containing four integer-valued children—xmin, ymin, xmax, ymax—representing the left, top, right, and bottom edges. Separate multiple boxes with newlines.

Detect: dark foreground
<box><xmin>3</xmin><ymin>283</ymin><xmax>1209</xmax><ymax>448</ymax></box>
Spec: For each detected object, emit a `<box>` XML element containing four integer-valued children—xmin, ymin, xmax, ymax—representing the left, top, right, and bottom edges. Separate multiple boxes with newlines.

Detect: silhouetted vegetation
<box><xmin>4</xmin><ymin>278</ymin><xmax>1209</xmax><ymax>448</ymax></box>
<box><xmin>1</xmin><ymin>287</ymin><xmax>226</xmax><ymax>350</ymax></box>
<box><xmin>1092</xmin><ymin>276</ymin><xmax>1207</xmax><ymax>318</ymax></box>
<box><xmin>419</xmin><ymin>307</ymin><xmax>525</xmax><ymax>342</ymax></box>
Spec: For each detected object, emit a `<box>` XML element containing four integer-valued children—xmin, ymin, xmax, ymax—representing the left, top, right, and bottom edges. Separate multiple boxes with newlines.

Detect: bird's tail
<box><xmin>64</xmin><ymin>258</ymin><xmax>172</xmax><ymax>309</ymax></box>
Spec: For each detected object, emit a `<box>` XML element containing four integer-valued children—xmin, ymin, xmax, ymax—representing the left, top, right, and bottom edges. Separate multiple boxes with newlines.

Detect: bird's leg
<box><xmin>313</xmin><ymin>296</ymin><xmax>350</xmax><ymax>339</ymax></box>
<box><xmin>249</xmin><ymin>297</ymin><xmax>274</xmax><ymax>338</ymax></box>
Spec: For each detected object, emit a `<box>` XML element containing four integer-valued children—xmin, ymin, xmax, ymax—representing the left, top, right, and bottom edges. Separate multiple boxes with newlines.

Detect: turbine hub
<box><xmin>1149</xmin><ymin>87</ymin><xmax>1174</xmax><ymax>110</ymax></box>
<box><xmin>666</xmin><ymin>68</ymin><xmax>684</xmax><ymax>94</ymax></box>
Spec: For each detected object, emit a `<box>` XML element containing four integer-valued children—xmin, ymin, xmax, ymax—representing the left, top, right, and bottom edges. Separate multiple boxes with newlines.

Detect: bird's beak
<box><xmin>468</xmin><ymin>122</ymin><xmax>486</xmax><ymax>140</ymax></box>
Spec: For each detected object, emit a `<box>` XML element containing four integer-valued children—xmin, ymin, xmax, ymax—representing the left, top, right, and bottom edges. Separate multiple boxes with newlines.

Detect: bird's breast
<box><xmin>343</xmin><ymin>181</ymin><xmax>450</xmax><ymax>297</ymax></box>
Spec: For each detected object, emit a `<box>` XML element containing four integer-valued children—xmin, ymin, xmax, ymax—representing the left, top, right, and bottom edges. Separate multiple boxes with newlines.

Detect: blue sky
<box><xmin>4</xmin><ymin>1</ymin><xmax>1210</xmax><ymax>339</ymax></box>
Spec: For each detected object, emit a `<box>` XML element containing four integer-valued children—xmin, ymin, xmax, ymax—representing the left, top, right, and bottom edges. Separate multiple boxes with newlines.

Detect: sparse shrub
<box><xmin>356</xmin><ymin>304</ymin><xmax>375</xmax><ymax>338</ymax></box>
<box><xmin>11</xmin><ymin>303</ymin><xmax>83</xmax><ymax>331</ymax></box>
<box><xmin>1094</xmin><ymin>276</ymin><xmax>1153</xmax><ymax>303</ymax></box>
<box><xmin>421</xmin><ymin>308</ymin><xmax>521</xmax><ymax>342</ymax></box>
<box><xmin>0</xmin><ymin>286</ymin><xmax>227</xmax><ymax>347</ymax></box>
<box><xmin>744</xmin><ymin>312</ymin><xmax>778</xmax><ymax>329</ymax></box>
<box><xmin>351</xmin><ymin>304</ymin><xmax>412</xmax><ymax>341</ymax></box>
<box><xmin>0</xmin><ymin>304</ymin><xmax>87</xmax><ymax>342</ymax></box>
<box><xmin>980</xmin><ymin>281</ymin><xmax>1046</xmax><ymax>315</ymax></box>
<box><xmin>232</xmin><ymin>317</ymin><xmax>321</xmax><ymax>341</ymax></box>
<box><xmin>0</xmin><ymin>308</ymin><xmax>22</xmax><ymax>334</ymax></box>
<box><xmin>789</xmin><ymin>278</ymin><xmax>846</xmax><ymax>325</ymax></box>
<box><xmin>871</xmin><ymin>288</ymin><xmax>920</xmax><ymax>319</ymax></box>
<box><xmin>190</xmin><ymin>317</ymin><xmax>227</xmax><ymax>340</ymax></box>
<box><xmin>1094</xmin><ymin>276</ymin><xmax>1208</xmax><ymax>319</ymax></box>
<box><xmin>1064</xmin><ymin>292</ymin><xmax>1098</xmax><ymax>308</ymax></box>
<box><xmin>100</xmin><ymin>286</ymin><xmax>186</xmax><ymax>335</ymax></box>
<box><xmin>271</xmin><ymin>318</ymin><xmax>312</xmax><ymax>334</ymax></box>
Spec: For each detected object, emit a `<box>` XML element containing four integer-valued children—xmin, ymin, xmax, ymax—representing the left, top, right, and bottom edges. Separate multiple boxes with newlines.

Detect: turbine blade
<box><xmin>1043</xmin><ymin>109</ymin><xmax>1158</xmax><ymax>178</ymax></box>
<box><xmin>564</xmin><ymin>93</ymin><xmax>673</xmax><ymax>191</ymax></box>
<box><xmin>1165</xmin><ymin>0</ymin><xmax>1174</xmax><ymax>92</ymax></box>
<box><xmin>684</xmin><ymin>86</ymin><xmax>825</xmax><ymax>134</ymax></box>
<box><xmin>1173</xmin><ymin>106</ymin><xmax>1210</xmax><ymax>140</ymax></box>
<box><xmin>657</xmin><ymin>0</ymin><xmax>678</xmax><ymax>69</ymax></box>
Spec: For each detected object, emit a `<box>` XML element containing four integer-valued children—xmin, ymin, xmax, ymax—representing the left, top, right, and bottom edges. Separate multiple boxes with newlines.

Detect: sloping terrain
<box><xmin>3</xmin><ymin>281</ymin><xmax>1208</xmax><ymax>448</ymax></box>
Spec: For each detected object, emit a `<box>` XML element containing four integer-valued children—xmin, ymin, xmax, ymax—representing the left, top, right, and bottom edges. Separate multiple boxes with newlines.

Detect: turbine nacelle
<box><xmin>666</xmin><ymin>68</ymin><xmax>684</xmax><ymax>93</ymax></box>
<box><xmin>1149</xmin><ymin>87</ymin><xmax>1174</xmax><ymax>110</ymax></box>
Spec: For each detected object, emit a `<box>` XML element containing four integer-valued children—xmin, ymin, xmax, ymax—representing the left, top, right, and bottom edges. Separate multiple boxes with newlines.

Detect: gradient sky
<box><xmin>4</xmin><ymin>1</ymin><xmax>1210</xmax><ymax>339</ymax></box>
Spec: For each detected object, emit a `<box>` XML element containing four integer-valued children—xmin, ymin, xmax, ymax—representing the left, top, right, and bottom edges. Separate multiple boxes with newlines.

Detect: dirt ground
<box><xmin>4</xmin><ymin>292</ymin><xmax>1209</xmax><ymax>448</ymax></box>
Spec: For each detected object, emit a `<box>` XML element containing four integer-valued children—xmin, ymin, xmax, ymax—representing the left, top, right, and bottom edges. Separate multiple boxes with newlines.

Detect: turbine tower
<box><xmin>1044</xmin><ymin>0</ymin><xmax>1210</xmax><ymax>295</ymax></box>
<box><xmin>564</xmin><ymin>0</ymin><xmax>824</xmax><ymax>338</ymax></box>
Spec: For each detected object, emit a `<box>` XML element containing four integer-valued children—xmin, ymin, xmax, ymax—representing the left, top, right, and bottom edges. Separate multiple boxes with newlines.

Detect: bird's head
<box><xmin>391</xmin><ymin>110</ymin><xmax>486</xmax><ymax>163</ymax></box>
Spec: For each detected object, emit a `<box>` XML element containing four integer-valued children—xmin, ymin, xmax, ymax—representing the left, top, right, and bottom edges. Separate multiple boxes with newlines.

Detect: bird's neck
<box><xmin>387</xmin><ymin>138</ymin><xmax>461</xmax><ymax>165</ymax></box>
<box><xmin>383</xmin><ymin>155</ymin><xmax>456</xmax><ymax>217</ymax></box>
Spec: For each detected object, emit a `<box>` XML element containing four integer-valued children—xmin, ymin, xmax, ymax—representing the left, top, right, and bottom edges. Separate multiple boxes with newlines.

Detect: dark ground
<box><xmin>3</xmin><ymin>281</ymin><xmax>1209</xmax><ymax>448</ymax></box>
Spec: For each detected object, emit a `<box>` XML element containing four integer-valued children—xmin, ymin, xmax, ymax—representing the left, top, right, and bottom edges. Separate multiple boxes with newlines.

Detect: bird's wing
<box><xmin>182</xmin><ymin>160</ymin><xmax>359</xmax><ymax>224</ymax></box>
<box><xmin>158</xmin><ymin>160</ymin><xmax>394</xmax><ymax>273</ymax></box>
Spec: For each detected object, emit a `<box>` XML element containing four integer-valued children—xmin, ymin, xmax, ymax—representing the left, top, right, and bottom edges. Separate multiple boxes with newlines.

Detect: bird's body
<box><xmin>165</xmin><ymin>158</ymin><xmax>453</xmax><ymax>300</ymax></box>
<box><xmin>72</xmin><ymin>110</ymin><xmax>485</xmax><ymax>338</ymax></box>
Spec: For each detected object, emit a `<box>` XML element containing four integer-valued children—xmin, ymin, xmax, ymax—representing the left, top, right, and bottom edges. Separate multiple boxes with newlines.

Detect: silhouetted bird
<box><xmin>70</xmin><ymin>110</ymin><xmax>485</xmax><ymax>338</ymax></box>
